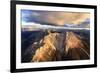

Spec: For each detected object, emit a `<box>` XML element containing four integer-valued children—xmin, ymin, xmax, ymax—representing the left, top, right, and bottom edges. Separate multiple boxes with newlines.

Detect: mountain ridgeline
<box><xmin>21</xmin><ymin>30</ymin><xmax>90</xmax><ymax>62</ymax></box>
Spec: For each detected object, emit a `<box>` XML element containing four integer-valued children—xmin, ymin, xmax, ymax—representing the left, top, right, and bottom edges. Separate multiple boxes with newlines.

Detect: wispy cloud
<box><xmin>22</xmin><ymin>22</ymin><xmax>90</xmax><ymax>31</ymax></box>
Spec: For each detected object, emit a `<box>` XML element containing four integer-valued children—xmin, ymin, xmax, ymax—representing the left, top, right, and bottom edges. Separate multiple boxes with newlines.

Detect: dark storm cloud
<box><xmin>21</xmin><ymin>10</ymin><xmax>90</xmax><ymax>27</ymax></box>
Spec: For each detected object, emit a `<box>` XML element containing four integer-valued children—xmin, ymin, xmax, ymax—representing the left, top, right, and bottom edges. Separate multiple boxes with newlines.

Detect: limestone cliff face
<box><xmin>31</xmin><ymin>32</ymin><xmax>63</xmax><ymax>62</ymax></box>
<box><xmin>31</xmin><ymin>31</ymin><xmax>90</xmax><ymax>62</ymax></box>
<box><xmin>64</xmin><ymin>32</ymin><xmax>90</xmax><ymax>60</ymax></box>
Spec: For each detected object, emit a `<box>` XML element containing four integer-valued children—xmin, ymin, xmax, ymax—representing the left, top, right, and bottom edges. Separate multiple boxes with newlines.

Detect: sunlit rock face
<box><xmin>30</xmin><ymin>31</ymin><xmax>90</xmax><ymax>62</ymax></box>
<box><xmin>64</xmin><ymin>32</ymin><xmax>90</xmax><ymax>60</ymax></box>
<box><xmin>31</xmin><ymin>32</ymin><xmax>64</xmax><ymax>62</ymax></box>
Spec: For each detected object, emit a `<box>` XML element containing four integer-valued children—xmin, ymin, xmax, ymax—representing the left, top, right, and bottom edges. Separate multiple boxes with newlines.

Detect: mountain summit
<box><xmin>30</xmin><ymin>31</ymin><xmax>90</xmax><ymax>62</ymax></box>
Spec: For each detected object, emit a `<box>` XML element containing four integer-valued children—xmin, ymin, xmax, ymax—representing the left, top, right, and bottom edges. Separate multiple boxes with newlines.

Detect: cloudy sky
<box><xmin>21</xmin><ymin>9</ymin><xmax>90</xmax><ymax>29</ymax></box>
